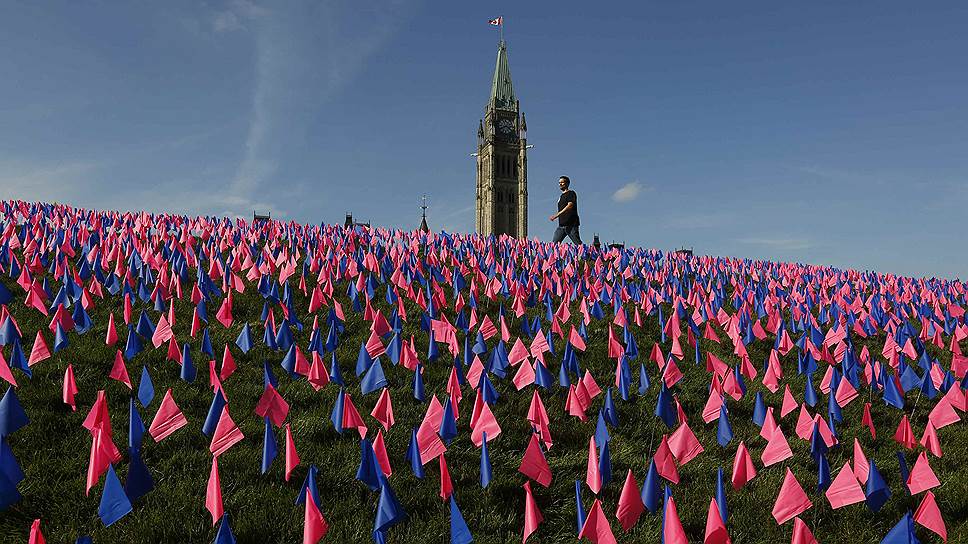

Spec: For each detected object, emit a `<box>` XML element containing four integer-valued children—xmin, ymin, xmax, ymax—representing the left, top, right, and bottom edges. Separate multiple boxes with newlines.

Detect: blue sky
<box><xmin>1</xmin><ymin>1</ymin><xmax>965</xmax><ymax>279</ymax></box>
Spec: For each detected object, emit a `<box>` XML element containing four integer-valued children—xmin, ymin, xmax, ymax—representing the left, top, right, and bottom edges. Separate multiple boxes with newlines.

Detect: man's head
<box><xmin>558</xmin><ymin>176</ymin><xmax>570</xmax><ymax>191</ymax></box>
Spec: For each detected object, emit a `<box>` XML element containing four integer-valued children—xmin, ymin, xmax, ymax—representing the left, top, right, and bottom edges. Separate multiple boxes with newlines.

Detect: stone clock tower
<box><xmin>476</xmin><ymin>40</ymin><xmax>528</xmax><ymax>238</ymax></box>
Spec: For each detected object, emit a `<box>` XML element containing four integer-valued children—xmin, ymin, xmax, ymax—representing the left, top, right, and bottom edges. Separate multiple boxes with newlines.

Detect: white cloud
<box><xmin>228</xmin><ymin>1</ymin><xmax>410</xmax><ymax>218</ymax></box>
<box><xmin>213</xmin><ymin>11</ymin><xmax>244</xmax><ymax>33</ymax></box>
<box><xmin>612</xmin><ymin>181</ymin><xmax>649</xmax><ymax>203</ymax></box>
<box><xmin>213</xmin><ymin>0</ymin><xmax>268</xmax><ymax>33</ymax></box>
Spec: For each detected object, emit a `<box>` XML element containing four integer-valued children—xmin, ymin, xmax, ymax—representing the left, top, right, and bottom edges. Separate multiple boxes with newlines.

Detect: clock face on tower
<box><xmin>498</xmin><ymin>118</ymin><xmax>515</xmax><ymax>136</ymax></box>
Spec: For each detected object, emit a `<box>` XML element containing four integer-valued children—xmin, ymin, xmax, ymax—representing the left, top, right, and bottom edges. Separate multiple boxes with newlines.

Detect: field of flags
<box><xmin>0</xmin><ymin>199</ymin><xmax>966</xmax><ymax>543</ymax></box>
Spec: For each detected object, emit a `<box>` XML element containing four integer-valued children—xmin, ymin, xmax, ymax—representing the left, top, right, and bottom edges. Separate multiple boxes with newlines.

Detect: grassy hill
<box><xmin>0</xmin><ymin>200</ymin><xmax>965</xmax><ymax>543</ymax></box>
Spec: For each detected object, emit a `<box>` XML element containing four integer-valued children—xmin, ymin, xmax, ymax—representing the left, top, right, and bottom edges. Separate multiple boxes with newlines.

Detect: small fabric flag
<box><xmin>772</xmin><ymin>468</ymin><xmax>812</xmax><ymax>525</ymax></box>
<box><xmin>206</xmin><ymin>457</ymin><xmax>223</xmax><ymax>525</ymax></box>
<box><xmin>913</xmin><ymin>491</ymin><xmax>946</xmax><ymax>542</ymax></box>
<box><xmin>450</xmin><ymin>496</ymin><xmax>473</xmax><ymax>544</ymax></box>
<box><xmin>303</xmin><ymin>490</ymin><xmax>329</xmax><ymax>544</ymax></box>
<box><xmin>98</xmin><ymin>464</ymin><xmax>132</xmax><ymax>527</ymax></box>
<box><xmin>522</xmin><ymin>481</ymin><xmax>543</xmax><ymax>543</ymax></box>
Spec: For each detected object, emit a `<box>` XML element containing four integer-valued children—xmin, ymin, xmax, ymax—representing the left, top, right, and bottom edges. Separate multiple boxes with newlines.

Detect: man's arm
<box><xmin>549</xmin><ymin>202</ymin><xmax>574</xmax><ymax>221</ymax></box>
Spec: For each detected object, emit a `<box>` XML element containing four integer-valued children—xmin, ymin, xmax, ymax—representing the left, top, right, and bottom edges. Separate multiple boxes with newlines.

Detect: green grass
<box><xmin>0</xmin><ymin>252</ymin><xmax>966</xmax><ymax>543</ymax></box>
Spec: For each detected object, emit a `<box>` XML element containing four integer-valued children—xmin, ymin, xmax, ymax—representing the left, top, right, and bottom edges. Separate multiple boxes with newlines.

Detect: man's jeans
<box><xmin>552</xmin><ymin>225</ymin><xmax>582</xmax><ymax>244</ymax></box>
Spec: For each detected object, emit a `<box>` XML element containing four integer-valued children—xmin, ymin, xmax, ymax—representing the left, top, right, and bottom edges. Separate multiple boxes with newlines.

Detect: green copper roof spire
<box><xmin>489</xmin><ymin>41</ymin><xmax>516</xmax><ymax>111</ymax></box>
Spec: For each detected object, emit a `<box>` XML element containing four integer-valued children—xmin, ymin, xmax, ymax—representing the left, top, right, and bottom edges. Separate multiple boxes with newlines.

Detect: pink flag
<box><xmin>662</xmin><ymin>495</ymin><xmax>688</xmax><ymax>544</ymax></box>
<box><xmin>341</xmin><ymin>392</ymin><xmax>368</xmax><ymax>439</ymax></box>
<box><xmin>761</xmin><ymin>427</ymin><xmax>793</xmax><ymax>467</ymax></box>
<box><xmin>303</xmin><ymin>490</ymin><xmax>329</xmax><ymax>544</ymax></box>
<box><xmin>470</xmin><ymin>400</ymin><xmax>501</xmax><ymax>447</ymax></box>
<box><xmin>370</xmin><ymin>388</ymin><xmax>395</xmax><ymax>431</ymax></box>
<box><xmin>85</xmin><ymin>426</ymin><xmax>116</xmax><ymax>495</ymax></box>
<box><xmin>105</xmin><ymin>312</ymin><xmax>118</xmax><ymax>346</ymax></box>
<box><xmin>579</xmin><ymin>499</ymin><xmax>617</xmax><ymax>544</ymax></box>
<box><xmin>0</xmin><ymin>351</ymin><xmax>17</xmax><ymax>387</ymax></box>
<box><xmin>285</xmin><ymin>423</ymin><xmax>300</xmax><ymax>481</ymax></box>
<box><xmin>439</xmin><ymin>454</ymin><xmax>453</xmax><ymax>500</ymax></box>
<box><xmin>862</xmin><ymin>402</ymin><xmax>876</xmax><ymax>439</ymax></box>
<box><xmin>254</xmin><ymin>384</ymin><xmax>290</xmax><ymax>427</ymax></box>
<box><xmin>569</xmin><ymin>325</ymin><xmax>586</xmax><ymax>351</ymax></box>
<box><xmin>149</xmin><ymin>388</ymin><xmax>188</xmax><ymax>441</ymax></box>
<box><xmin>913</xmin><ymin>491</ymin><xmax>947</xmax><ymax>542</ymax></box>
<box><xmin>28</xmin><ymin>519</ymin><xmax>45</xmax><ymax>544</ymax></box>
<box><xmin>772</xmin><ymin>468</ymin><xmax>812</xmax><ymax>524</ymax></box>
<box><xmin>210</xmin><ymin>407</ymin><xmax>245</xmax><ymax>456</ymax></box>
<box><xmin>27</xmin><ymin>330</ymin><xmax>50</xmax><ymax>366</ymax></box>
<box><xmin>908</xmin><ymin>451</ymin><xmax>941</xmax><ymax>494</ymax></box>
<box><xmin>308</xmin><ymin>352</ymin><xmax>330</xmax><ymax>391</ymax></box>
<box><xmin>852</xmin><ymin>438</ymin><xmax>870</xmax><ymax>485</ymax></box>
<box><xmin>780</xmin><ymin>385</ymin><xmax>798</xmax><ymax>418</ymax></box>
<box><xmin>667</xmin><ymin>422</ymin><xmax>704</xmax><ymax>466</ymax></box>
<box><xmin>215</xmin><ymin>293</ymin><xmax>233</xmax><ymax>328</ymax></box>
<box><xmin>220</xmin><ymin>345</ymin><xmax>237</xmax><ymax>381</ymax></box>
<box><xmin>151</xmin><ymin>315</ymin><xmax>173</xmax><ymax>348</ymax></box>
<box><xmin>920</xmin><ymin>421</ymin><xmax>942</xmax><ymax>457</ymax></box>
<box><xmin>63</xmin><ymin>364</ymin><xmax>77</xmax><ymax>411</ymax></box>
<box><xmin>206</xmin><ymin>457</ymin><xmax>223</xmax><ymax>525</ymax></box>
<box><xmin>518</xmin><ymin>433</ymin><xmax>552</xmax><ymax>487</ymax></box>
<box><xmin>586</xmin><ymin>437</ymin><xmax>601</xmax><ymax>494</ymax></box>
<box><xmin>791</xmin><ymin>517</ymin><xmax>818</xmax><ymax>544</ymax></box>
<box><xmin>512</xmin><ymin>360</ymin><xmax>536</xmax><ymax>390</ymax></box>
<box><xmin>522</xmin><ymin>481</ymin><xmax>543</xmax><ymax>543</ymax></box>
<box><xmin>825</xmin><ymin>462</ymin><xmax>866</xmax><ymax>509</ymax></box>
<box><xmin>730</xmin><ymin>441</ymin><xmax>756</xmax><ymax>490</ymax></box>
<box><xmin>373</xmin><ymin>429</ymin><xmax>392</xmax><ymax>477</ymax></box>
<box><xmin>108</xmin><ymin>350</ymin><xmax>132</xmax><ymax>389</ymax></box>
<box><xmin>654</xmin><ymin>435</ymin><xmax>680</xmax><ymax>484</ymax></box>
<box><xmin>894</xmin><ymin>414</ymin><xmax>915</xmax><ymax>449</ymax></box>
<box><xmin>615</xmin><ymin>469</ymin><xmax>644</xmax><ymax>531</ymax></box>
<box><xmin>928</xmin><ymin>396</ymin><xmax>960</xmax><ymax>429</ymax></box>
<box><xmin>703</xmin><ymin>497</ymin><xmax>731</xmax><ymax>544</ymax></box>
<box><xmin>508</xmin><ymin>338</ymin><xmax>530</xmax><ymax>365</ymax></box>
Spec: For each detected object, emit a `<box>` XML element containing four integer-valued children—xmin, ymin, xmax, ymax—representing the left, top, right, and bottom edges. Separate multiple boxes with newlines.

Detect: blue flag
<box><xmin>356</xmin><ymin>438</ymin><xmax>382</xmax><ymax>491</ymax></box>
<box><xmin>236</xmin><ymin>323</ymin><xmax>253</xmax><ymax>354</ymax></box>
<box><xmin>407</xmin><ymin>428</ymin><xmax>425</xmax><ymax>479</ymax></box>
<box><xmin>295</xmin><ymin>465</ymin><xmax>320</xmax><ymax>506</ymax></box>
<box><xmin>98</xmin><ymin>464</ymin><xmax>132</xmax><ymax>527</ymax></box>
<box><xmin>641</xmin><ymin>458</ymin><xmax>660</xmax><ymax>513</ymax></box>
<box><xmin>137</xmin><ymin>365</ymin><xmax>154</xmax><ymax>407</ymax></box>
<box><xmin>331</xmin><ymin>389</ymin><xmax>345</xmax><ymax>434</ymax></box>
<box><xmin>881</xmin><ymin>511</ymin><xmax>920</xmax><ymax>544</ymax></box>
<box><xmin>202</xmin><ymin>390</ymin><xmax>227</xmax><ymax>437</ymax></box>
<box><xmin>361</xmin><ymin>358</ymin><xmax>388</xmax><ymax>395</ymax></box>
<box><xmin>715</xmin><ymin>466</ymin><xmax>728</xmax><ymax>522</ymax></box>
<box><xmin>480</xmin><ymin>432</ymin><xmax>492</xmax><ymax>488</ymax></box>
<box><xmin>0</xmin><ymin>387</ymin><xmax>28</xmax><ymax>437</ymax></box>
<box><xmin>717</xmin><ymin>404</ymin><xmax>733</xmax><ymax>447</ymax></box>
<box><xmin>865</xmin><ymin>459</ymin><xmax>891</xmax><ymax>513</ymax></box>
<box><xmin>128</xmin><ymin>398</ymin><xmax>144</xmax><ymax>450</ymax></box>
<box><xmin>124</xmin><ymin>447</ymin><xmax>153</xmax><ymax>501</ymax></box>
<box><xmin>214</xmin><ymin>513</ymin><xmax>238</xmax><ymax>544</ymax></box>
<box><xmin>261</xmin><ymin>418</ymin><xmax>277</xmax><ymax>474</ymax></box>
<box><xmin>180</xmin><ymin>344</ymin><xmax>196</xmax><ymax>383</ymax></box>
<box><xmin>374</xmin><ymin>474</ymin><xmax>406</xmax><ymax>534</ymax></box>
<box><xmin>449</xmin><ymin>496</ymin><xmax>473</xmax><ymax>544</ymax></box>
<box><xmin>575</xmin><ymin>480</ymin><xmax>587</xmax><ymax>534</ymax></box>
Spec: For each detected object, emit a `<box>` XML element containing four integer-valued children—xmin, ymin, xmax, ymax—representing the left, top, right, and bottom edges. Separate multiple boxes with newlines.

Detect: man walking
<box><xmin>549</xmin><ymin>176</ymin><xmax>582</xmax><ymax>244</ymax></box>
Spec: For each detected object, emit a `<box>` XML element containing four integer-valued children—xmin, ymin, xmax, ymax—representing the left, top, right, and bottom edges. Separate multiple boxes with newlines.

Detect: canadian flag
<box><xmin>488</xmin><ymin>17</ymin><xmax>503</xmax><ymax>26</ymax></box>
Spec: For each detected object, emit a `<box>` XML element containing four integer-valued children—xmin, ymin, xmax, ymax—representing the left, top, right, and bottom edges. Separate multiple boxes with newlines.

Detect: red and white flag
<box><xmin>488</xmin><ymin>17</ymin><xmax>503</xmax><ymax>26</ymax></box>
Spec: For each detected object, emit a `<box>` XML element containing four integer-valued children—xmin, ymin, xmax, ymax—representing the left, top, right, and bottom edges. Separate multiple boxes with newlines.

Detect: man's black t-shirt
<box><xmin>557</xmin><ymin>190</ymin><xmax>579</xmax><ymax>227</ymax></box>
